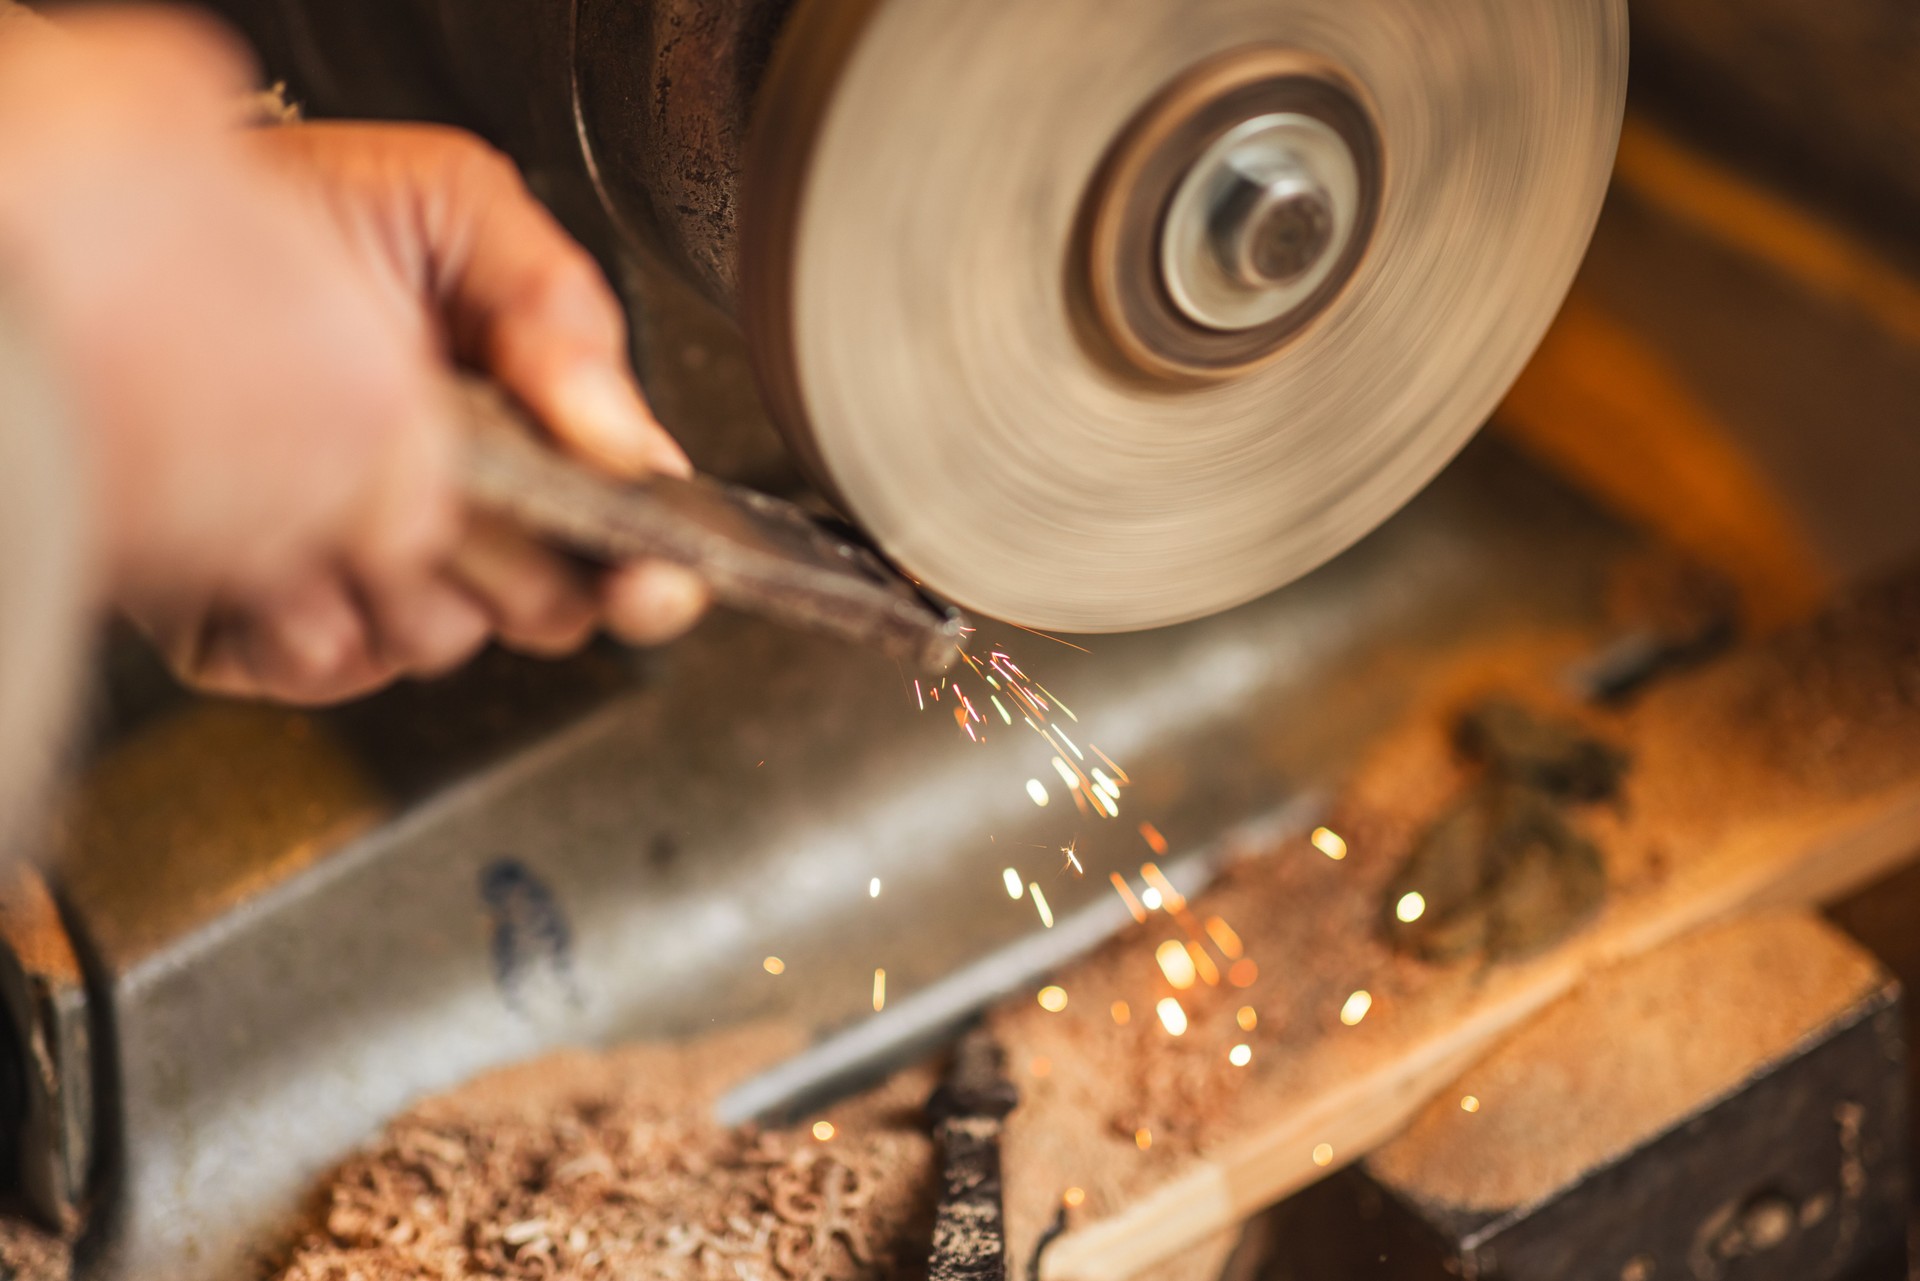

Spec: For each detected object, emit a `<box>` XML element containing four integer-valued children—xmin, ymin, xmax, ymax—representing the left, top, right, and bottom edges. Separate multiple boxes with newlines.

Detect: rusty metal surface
<box><xmin>574</xmin><ymin>0</ymin><xmax>798</xmax><ymax>303</ymax></box>
<box><xmin>926</xmin><ymin>1028</ymin><xmax>1017</xmax><ymax>1281</ymax></box>
<box><xmin>0</xmin><ymin>864</ymin><xmax>90</xmax><ymax>1236</ymax></box>
<box><xmin>460</xmin><ymin>379</ymin><xmax>965</xmax><ymax>671</ymax></box>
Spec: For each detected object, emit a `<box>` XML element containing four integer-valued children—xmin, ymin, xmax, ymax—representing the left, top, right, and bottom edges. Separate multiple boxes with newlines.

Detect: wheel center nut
<box><xmin>1209</xmin><ymin>158</ymin><xmax>1335</xmax><ymax>287</ymax></box>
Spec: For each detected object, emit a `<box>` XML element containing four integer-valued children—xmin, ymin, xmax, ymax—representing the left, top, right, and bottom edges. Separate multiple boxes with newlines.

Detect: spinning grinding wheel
<box><xmin>739</xmin><ymin>0</ymin><xmax>1627</xmax><ymax>631</ymax></box>
<box><xmin>204</xmin><ymin>0</ymin><xmax>1628</xmax><ymax>635</ymax></box>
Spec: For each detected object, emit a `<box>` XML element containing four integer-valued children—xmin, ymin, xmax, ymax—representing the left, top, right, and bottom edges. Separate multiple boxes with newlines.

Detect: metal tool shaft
<box><xmin>455</xmin><ymin>378</ymin><xmax>964</xmax><ymax>672</ymax></box>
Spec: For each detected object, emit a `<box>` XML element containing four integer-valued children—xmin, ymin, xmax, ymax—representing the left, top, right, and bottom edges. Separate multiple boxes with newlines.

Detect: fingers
<box><xmin>420</xmin><ymin>135</ymin><xmax>691</xmax><ymax>479</ymax></box>
<box><xmin>165</xmin><ymin>572</ymin><xmax>401</xmax><ymax>706</ymax></box>
<box><xmin>602</xmin><ymin>561</ymin><xmax>710</xmax><ymax>647</ymax></box>
<box><xmin>353</xmin><ymin>568</ymin><xmax>493</xmax><ymax>680</ymax></box>
<box><xmin>447</xmin><ymin>515</ymin><xmax>598</xmax><ymax>657</ymax></box>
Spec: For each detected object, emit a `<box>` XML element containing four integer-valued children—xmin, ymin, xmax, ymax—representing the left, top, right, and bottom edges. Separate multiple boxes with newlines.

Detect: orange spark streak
<box><xmin>1109</xmin><ymin>873</ymin><xmax>1148</xmax><ymax>923</ymax></box>
<box><xmin>1140</xmin><ymin>863</ymin><xmax>1187</xmax><ymax>914</ymax></box>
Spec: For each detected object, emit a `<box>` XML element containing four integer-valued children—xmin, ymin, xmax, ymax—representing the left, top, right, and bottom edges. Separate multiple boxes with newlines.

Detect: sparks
<box><xmin>1060</xmin><ymin>839</ymin><xmax>1083</xmax><ymax>875</ymax></box>
<box><xmin>1236</xmin><ymin>1006</ymin><xmax>1258</xmax><ymax>1031</ymax></box>
<box><xmin>1135</xmin><ymin>1127</ymin><xmax>1152</xmax><ymax>1151</ymax></box>
<box><xmin>1311</xmin><ymin>826</ymin><xmax>1348</xmax><ymax>861</ymax></box>
<box><xmin>869</xmin><ymin>877</ymin><xmax>882</xmax><ymax>898</ymax></box>
<box><xmin>1037</xmin><ymin>985</ymin><xmax>1068</xmax><ymax>1012</ymax></box>
<box><xmin>1186</xmin><ymin>941</ymin><xmax>1221</xmax><ymax>986</ymax></box>
<box><xmin>914</xmin><ymin>680</ymin><xmax>924</xmax><ymax>711</ymax></box>
<box><xmin>1003</xmin><ymin>868</ymin><xmax>1023</xmax><ymax>899</ymax></box>
<box><xmin>1340</xmin><ymin>990</ymin><xmax>1373</xmax><ymax>1026</ymax></box>
<box><xmin>1111</xmin><ymin>1000</ymin><xmax>1131</xmax><ymax>1025</ymax></box>
<box><xmin>1155</xmin><ymin>940</ymin><xmax>1197</xmax><ymax>990</ymax></box>
<box><xmin>1030</xmin><ymin>882</ymin><xmax>1055</xmax><ymax>928</ymax></box>
<box><xmin>1155</xmin><ymin>997</ymin><xmax>1189</xmax><ymax>1037</ymax></box>
<box><xmin>1025</xmin><ymin>778</ymin><xmax>1050</xmax><ymax>807</ymax></box>
<box><xmin>872</xmin><ymin>968</ymin><xmax>886</xmax><ymax>1012</ymax></box>
<box><xmin>1138</xmin><ymin>822</ymin><xmax>1168</xmax><ymax>855</ymax></box>
<box><xmin>1395</xmin><ymin>891</ymin><xmax>1427</xmax><ymax>923</ymax></box>
<box><xmin>763</xmin><ymin>956</ymin><xmax>785</xmax><ymax>976</ymax></box>
<box><xmin>1228</xmin><ymin>1044</ymin><xmax>1253</xmax><ymax>1067</ymax></box>
<box><xmin>1140</xmin><ymin>863</ymin><xmax>1186</xmax><ymax>913</ymax></box>
<box><xmin>1204</xmin><ymin>916</ymin><xmax>1244</xmax><ymax>959</ymax></box>
<box><xmin>1110</xmin><ymin>872</ymin><xmax>1147</xmax><ymax>923</ymax></box>
<box><xmin>813</xmin><ymin>1121</ymin><xmax>835</xmax><ymax>1142</ymax></box>
<box><xmin>1461</xmin><ymin>1095</ymin><xmax>1481</xmax><ymax>1113</ymax></box>
<box><xmin>1311</xmin><ymin>1143</ymin><xmax>1333</xmax><ymax>1167</ymax></box>
<box><xmin>1227</xmin><ymin>957</ymin><xmax>1260</xmax><ymax>987</ymax></box>
<box><xmin>1063</xmin><ymin>1187</ymin><xmax>1086</xmax><ymax>1208</ymax></box>
<box><xmin>1141</xmin><ymin>887</ymin><xmax>1164</xmax><ymax>911</ymax></box>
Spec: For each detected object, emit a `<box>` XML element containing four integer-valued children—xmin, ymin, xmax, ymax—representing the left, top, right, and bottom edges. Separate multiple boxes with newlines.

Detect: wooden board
<box><xmin>987</xmin><ymin>573</ymin><xmax>1920</xmax><ymax>1280</ymax></box>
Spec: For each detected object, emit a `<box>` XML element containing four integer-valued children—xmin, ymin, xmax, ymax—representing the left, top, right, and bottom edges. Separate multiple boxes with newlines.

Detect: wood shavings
<box><xmin>270</xmin><ymin>1028</ymin><xmax>935</xmax><ymax>1281</ymax></box>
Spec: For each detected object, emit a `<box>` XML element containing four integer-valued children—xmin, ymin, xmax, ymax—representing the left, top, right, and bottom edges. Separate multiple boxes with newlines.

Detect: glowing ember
<box><xmin>869</xmin><ymin>877</ymin><xmax>882</xmax><ymax>899</ymax></box>
<box><xmin>1227</xmin><ymin>958</ymin><xmax>1260</xmax><ymax>987</ymax></box>
<box><xmin>1025</xmin><ymin>778</ymin><xmax>1050</xmax><ymax>807</ymax></box>
<box><xmin>1140</xmin><ymin>863</ymin><xmax>1186</xmax><ymax>912</ymax></box>
<box><xmin>1311</xmin><ymin>1143</ymin><xmax>1333</xmax><ymax>1167</ymax></box>
<box><xmin>1204</xmin><ymin>916</ymin><xmax>1244</xmax><ymax>959</ymax></box>
<box><xmin>1141</xmin><ymin>887</ymin><xmax>1164</xmax><ymax>911</ymax></box>
<box><xmin>1155</xmin><ymin>940</ymin><xmax>1197</xmax><ymax>990</ymax></box>
<box><xmin>813</xmin><ymin>1122</ymin><xmax>835</xmax><ymax>1142</ymax></box>
<box><xmin>1236</xmin><ymin>1006</ymin><xmax>1258</xmax><ymax>1031</ymax></box>
<box><xmin>1186</xmin><ymin>942</ymin><xmax>1221</xmax><ymax>986</ymax></box>
<box><xmin>1030</xmin><ymin>883</ymin><xmax>1055</xmax><ymax>928</ymax></box>
<box><xmin>1038</xmin><ymin>985</ymin><xmax>1069</xmax><ymax>1012</ymax></box>
<box><xmin>1229</xmin><ymin>1044</ymin><xmax>1253</xmax><ymax>1067</ymax></box>
<box><xmin>1003</xmin><ymin>868</ymin><xmax>1023</xmax><ymax>899</ymax></box>
<box><xmin>1156</xmin><ymin>997</ymin><xmax>1189</xmax><ymax>1036</ymax></box>
<box><xmin>1110</xmin><ymin>873</ymin><xmax>1148</xmax><ymax>923</ymax></box>
<box><xmin>1135</xmin><ymin>1128</ymin><xmax>1152</xmax><ymax>1151</ymax></box>
<box><xmin>1111</xmin><ymin>1000</ymin><xmax>1131</xmax><ymax>1025</ymax></box>
<box><xmin>1395</xmin><ymin>891</ymin><xmax>1426</xmax><ymax>923</ymax></box>
<box><xmin>762</xmin><ymin>957</ymin><xmax>785</xmax><ymax>976</ymax></box>
<box><xmin>1461</xmin><ymin>1095</ymin><xmax>1481</xmax><ymax>1113</ymax></box>
<box><xmin>1311</xmin><ymin>827</ymin><xmax>1348</xmax><ymax>861</ymax></box>
<box><xmin>1340</xmin><ymin>990</ymin><xmax>1373</xmax><ymax>1026</ymax></box>
<box><xmin>872</xmin><ymin>968</ymin><xmax>886</xmax><ymax>1012</ymax></box>
<box><xmin>1063</xmin><ymin>1187</ymin><xmax>1086</xmax><ymax>1208</ymax></box>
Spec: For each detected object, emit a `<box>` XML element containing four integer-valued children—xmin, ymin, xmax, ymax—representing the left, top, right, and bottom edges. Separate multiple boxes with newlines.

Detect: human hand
<box><xmin>246</xmin><ymin>120</ymin><xmax>715</xmax><ymax>677</ymax></box>
<box><xmin>0</xmin><ymin>7</ymin><xmax>707</xmax><ymax>705</ymax></box>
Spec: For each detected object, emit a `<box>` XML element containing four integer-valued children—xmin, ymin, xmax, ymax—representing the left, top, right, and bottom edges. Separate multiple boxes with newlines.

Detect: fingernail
<box><xmin>554</xmin><ymin>367</ymin><xmax>691</xmax><ymax>479</ymax></box>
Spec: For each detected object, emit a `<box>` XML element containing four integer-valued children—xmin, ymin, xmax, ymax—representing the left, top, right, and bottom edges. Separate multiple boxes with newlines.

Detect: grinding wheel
<box><xmin>740</xmin><ymin>0</ymin><xmax>1626</xmax><ymax>632</ymax></box>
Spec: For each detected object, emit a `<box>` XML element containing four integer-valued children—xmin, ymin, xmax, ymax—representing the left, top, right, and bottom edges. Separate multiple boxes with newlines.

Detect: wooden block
<box><xmin>1338</xmin><ymin>913</ymin><xmax>1905</xmax><ymax>1281</ymax></box>
<box><xmin>999</xmin><ymin>575</ymin><xmax>1920</xmax><ymax>1280</ymax></box>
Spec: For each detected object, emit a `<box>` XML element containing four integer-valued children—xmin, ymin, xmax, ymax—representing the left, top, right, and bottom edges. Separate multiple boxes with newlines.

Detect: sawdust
<box><xmin>1368</xmin><ymin>912</ymin><xmax>1885</xmax><ymax>1210</ymax></box>
<box><xmin>271</xmin><ymin>1026</ymin><xmax>938</xmax><ymax>1281</ymax></box>
<box><xmin>996</xmin><ymin>569</ymin><xmax>1920</xmax><ymax>1275</ymax></box>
